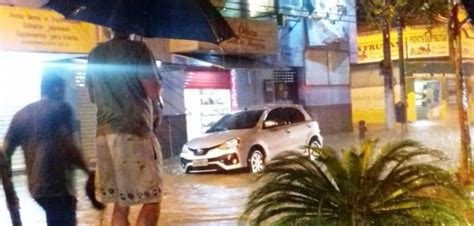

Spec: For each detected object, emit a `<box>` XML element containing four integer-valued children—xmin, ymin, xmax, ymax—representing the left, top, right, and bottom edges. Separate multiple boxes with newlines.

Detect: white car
<box><xmin>180</xmin><ymin>105</ymin><xmax>323</xmax><ymax>173</ymax></box>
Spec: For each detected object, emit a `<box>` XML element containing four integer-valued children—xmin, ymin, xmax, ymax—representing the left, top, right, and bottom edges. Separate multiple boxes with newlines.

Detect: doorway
<box><xmin>414</xmin><ymin>80</ymin><xmax>441</xmax><ymax>120</ymax></box>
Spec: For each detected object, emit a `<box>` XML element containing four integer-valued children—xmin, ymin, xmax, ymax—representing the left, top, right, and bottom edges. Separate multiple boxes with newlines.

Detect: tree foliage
<box><xmin>357</xmin><ymin>0</ymin><xmax>449</xmax><ymax>31</ymax></box>
<box><xmin>242</xmin><ymin>139</ymin><xmax>469</xmax><ymax>226</ymax></box>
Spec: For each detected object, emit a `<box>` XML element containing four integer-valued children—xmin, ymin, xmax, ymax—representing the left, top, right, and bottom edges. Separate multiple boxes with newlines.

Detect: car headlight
<box><xmin>181</xmin><ymin>144</ymin><xmax>191</xmax><ymax>154</ymax></box>
<box><xmin>217</xmin><ymin>138</ymin><xmax>240</xmax><ymax>151</ymax></box>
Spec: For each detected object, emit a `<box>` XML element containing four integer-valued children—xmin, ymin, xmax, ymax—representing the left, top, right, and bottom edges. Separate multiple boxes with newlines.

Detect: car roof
<box><xmin>237</xmin><ymin>104</ymin><xmax>303</xmax><ymax>112</ymax></box>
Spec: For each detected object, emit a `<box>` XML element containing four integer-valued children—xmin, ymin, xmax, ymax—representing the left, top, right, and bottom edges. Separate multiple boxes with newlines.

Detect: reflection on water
<box><xmin>0</xmin><ymin>172</ymin><xmax>255</xmax><ymax>226</ymax></box>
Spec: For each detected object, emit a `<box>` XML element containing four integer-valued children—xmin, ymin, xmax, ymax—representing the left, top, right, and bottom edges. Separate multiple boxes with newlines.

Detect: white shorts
<box><xmin>95</xmin><ymin>133</ymin><xmax>163</xmax><ymax>206</ymax></box>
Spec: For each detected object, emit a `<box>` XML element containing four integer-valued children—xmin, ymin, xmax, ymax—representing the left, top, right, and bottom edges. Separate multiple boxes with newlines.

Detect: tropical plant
<box><xmin>357</xmin><ymin>0</ymin><xmax>449</xmax><ymax>30</ymax></box>
<box><xmin>242</xmin><ymin>139</ymin><xmax>469</xmax><ymax>225</ymax></box>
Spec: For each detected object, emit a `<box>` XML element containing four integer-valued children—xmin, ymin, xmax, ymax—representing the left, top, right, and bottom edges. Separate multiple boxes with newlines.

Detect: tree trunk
<box><xmin>450</xmin><ymin>4</ymin><xmax>471</xmax><ymax>184</ymax></box>
<box><xmin>382</xmin><ymin>19</ymin><xmax>396</xmax><ymax>129</ymax></box>
<box><xmin>397</xmin><ymin>19</ymin><xmax>407</xmax><ymax>126</ymax></box>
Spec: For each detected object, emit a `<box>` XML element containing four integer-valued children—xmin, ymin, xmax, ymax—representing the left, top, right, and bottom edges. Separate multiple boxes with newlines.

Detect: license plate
<box><xmin>192</xmin><ymin>159</ymin><xmax>208</xmax><ymax>167</ymax></box>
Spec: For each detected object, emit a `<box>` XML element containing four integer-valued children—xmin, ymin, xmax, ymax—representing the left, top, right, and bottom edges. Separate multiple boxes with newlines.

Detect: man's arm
<box><xmin>1</xmin><ymin>124</ymin><xmax>22</xmax><ymax>226</ymax></box>
<box><xmin>85</xmin><ymin>51</ymin><xmax>97</xmax><ymax>103</ymax></box>
<box><xmin>140</xmin><ymin>78</ymin><xmax>161</xmax><ymax>100</ymax></box>
<box><xmin>86</xmin><ymin>80</ymin><xmax>95</xmax><ymax>103</ymax></box>
<box><xmin>56</xmin><ymin>104</ymin><xmax>104</xmax><ymax>209</ymax></box>
<box><xmin>58</xmin><ymin>104</ymin><xmax>90</xmax><ymax>174</ymax></box>
<box><xmin>0</xmin><ymin>151</ymin><xmax>22</xmax><ymax>226</ymax></box>
<box><xmin>1</xmin><ymin>142</ymin><xmax>15</xmax><ymax>176</ymax></box>
<box><xmin>138</xmin><ymin>43</ymin><xmax>161</xmax><ymax>101</ymax></box>
<box><xmin>60</xmin><ymin>132</ymin><xmax>90</xmax><ymax>174</ymax></box>
<box><xmin>1</xmin><ymin>146</ymin><xmax>21</xmax><ymax>226</ymax></box>
<box><xmin>1</xmin><ymin>114</ymin><xmax>21</xmax><ymax>175</ymax></box>
<box><xmin>85</xmin><ymin>68</ymin><xmax>95</xmax><ymax>103</ymax></box>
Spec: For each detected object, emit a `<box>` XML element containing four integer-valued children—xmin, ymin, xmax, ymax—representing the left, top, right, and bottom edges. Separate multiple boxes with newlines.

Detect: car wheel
<box><xmin>308</xmin><ymin>137</ymin><xmax>321</xmax><ymax>161</ymax></box>
<box><xmin>248</xmin><ymin>149</ymin><xmax>265</xmax><ymax>173</ymax></box>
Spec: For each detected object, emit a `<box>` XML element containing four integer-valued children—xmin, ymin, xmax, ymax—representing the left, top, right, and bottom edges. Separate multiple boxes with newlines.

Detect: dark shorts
<box><xmin>35</xmin><ymin>195</ymin><xmax>77</xmax><ymax>226</ymax></box>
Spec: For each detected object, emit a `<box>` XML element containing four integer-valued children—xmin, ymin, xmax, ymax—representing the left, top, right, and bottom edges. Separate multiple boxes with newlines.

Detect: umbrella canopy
<box><xmin>45</xmin><ymin>0</ymin><xmax>235</xmax><ymax>44</ymax></box>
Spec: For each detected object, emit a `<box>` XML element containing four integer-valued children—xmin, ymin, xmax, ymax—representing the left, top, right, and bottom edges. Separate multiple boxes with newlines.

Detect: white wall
<box><xmin>233</xmin><ymin>68</ymin><xmax>274</xmax><ymax>110</ymax></box>
<box><xmin>303</xmin><ymin>49</ymin><xmax>351</xmax><ymax>106</ymax></box>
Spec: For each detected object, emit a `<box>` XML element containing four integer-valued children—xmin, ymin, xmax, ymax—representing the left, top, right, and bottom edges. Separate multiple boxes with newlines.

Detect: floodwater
<box><xmin>0</xmin><ymin>120</ymin><xmax>471</xmax><ymax>225</ymax></box>
<box><xmin>0</xmin><ymin>169</ymin><xmax>255</xmax><ymax>226</ymax></box>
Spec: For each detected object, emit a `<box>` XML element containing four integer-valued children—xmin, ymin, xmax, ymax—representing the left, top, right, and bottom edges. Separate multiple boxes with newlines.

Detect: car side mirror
<box><xmin>263</xmin><ymin>120</ymin><xmax>278</xmax><ymax>129</ymax></box>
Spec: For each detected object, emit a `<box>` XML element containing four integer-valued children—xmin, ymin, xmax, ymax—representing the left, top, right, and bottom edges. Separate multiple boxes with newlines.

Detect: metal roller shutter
<box><xmin>74</xmin><ymin>70</ymin><xmax>98</xmax><ymax>168</ymax></box>
<box><xmin>184</xmin><ymin>70</ymin><xmax>231</xmax><ymax>89</ymax></box>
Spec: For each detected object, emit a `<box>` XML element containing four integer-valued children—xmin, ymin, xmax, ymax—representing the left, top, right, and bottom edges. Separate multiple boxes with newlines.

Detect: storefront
<box><xmin>0</xmin><ymin>6</ymin><xmax>102</xmax><ymax>171</ymax></box>
<box><xmin>169</xmin><ymin>18</ymin><xmax>286</xmax><ymax>142</ymax></box>
<box><xmin>183</xmin><ymin>69</ymin><xmax>232</xmax><ymax>140</ymax></box>
<box><xmin>352</xmin><ymin>25</ymin><xmax>474</xmax><ymax>125</ymax></box>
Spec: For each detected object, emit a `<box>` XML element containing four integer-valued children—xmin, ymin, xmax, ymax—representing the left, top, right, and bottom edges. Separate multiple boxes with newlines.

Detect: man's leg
<box><xmin>36</xmin><ymin>196</ymin><xmax>76</xmax><ymax>226</ymax></box>
<box><xmin>136</xmin><ymin>202</ymin><xmax>160</xmax><ymax>226</ymax></box>
<box><xmin>112</xmin><ymin>204</ymin><xmax>130</xmax><ymax>226</ymax></box>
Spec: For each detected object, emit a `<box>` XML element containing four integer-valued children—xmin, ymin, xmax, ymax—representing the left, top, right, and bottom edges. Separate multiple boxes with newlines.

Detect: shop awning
<box><xmin>0</xmin><ymin>6</ymin><xmax>99</xmax><ymax>53</ymax></box>
<box><xmin>406</xmin><ymin>61</ymin><xmax>474</xmax><ymax>76</ymax></box>
<box><xmin>0</xmin><ymin>0</ymin><xmax>47</xmax><ymax>7</ymax></box>
<box><xmin>405</xmin><ymin>61</ymin><xmax>454</xmax><ymax>75</ymax></box>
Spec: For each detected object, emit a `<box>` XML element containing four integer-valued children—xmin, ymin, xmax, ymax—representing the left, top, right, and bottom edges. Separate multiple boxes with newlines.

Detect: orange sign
<box><xmin>0</xmin><ymin>6</ymin><xmax>98</xmax><ymax>53</ymax></box>
<box><xmin>170</xmin><ymin>18</ymin><xmax>278</xmax><ymax>55</ymax></box>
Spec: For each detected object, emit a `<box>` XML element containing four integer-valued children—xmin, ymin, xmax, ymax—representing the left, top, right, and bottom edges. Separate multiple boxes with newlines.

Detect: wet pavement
<box><xmin>0</xmin><ymin>161</ymin><xmax>256</xmax><ymax>226</ymax></box>
<box><xmin>0</xmin><ymin>120</ymin><xmax>472</xmax><ymax>225</ymax></box>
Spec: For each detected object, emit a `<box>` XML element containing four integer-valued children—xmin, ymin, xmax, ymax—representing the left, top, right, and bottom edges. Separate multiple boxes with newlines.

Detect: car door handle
<box><xmin>286</xmin><ymin>130</ymin><xmax>291</xmax><ymax>134</ymax></box>
<box><xmin>306</xmin><ymin>124</ymin><xmax>312</xmax><ymax>128</ymax></box>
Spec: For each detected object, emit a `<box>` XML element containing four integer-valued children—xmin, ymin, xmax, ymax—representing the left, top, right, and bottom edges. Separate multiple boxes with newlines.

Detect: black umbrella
<box><xmin>45</xmin><ymin>0</ymin><xmax>235</xmax><ymax>44</ymax></box>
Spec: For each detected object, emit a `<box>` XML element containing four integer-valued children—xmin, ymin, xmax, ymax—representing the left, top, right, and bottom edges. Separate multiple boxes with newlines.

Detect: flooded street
<box><xmin>2</xmin><ymin>0</ymin><xmax>474</xmax><ymax>225</ymax></box>
<box><xmin>0</xmin><ymin>169</ymin><xmax>256</xmax><ymax>226</ymax></box>
<box><xmin>0</xmin><ymin>120</ymin><xmax>472</xmax><ymax>225</ymax></box>
<box><xmin>159</xmin><ymin>173</ymin><xmax>253</xmax><ymax>225</ymax></box>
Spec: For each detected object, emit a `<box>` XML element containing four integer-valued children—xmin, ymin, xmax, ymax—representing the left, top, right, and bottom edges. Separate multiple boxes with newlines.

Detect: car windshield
<box><xmin>206</xmin><ymin>110</ymin><xmax>264</xmax><ymax>133</ymax></box>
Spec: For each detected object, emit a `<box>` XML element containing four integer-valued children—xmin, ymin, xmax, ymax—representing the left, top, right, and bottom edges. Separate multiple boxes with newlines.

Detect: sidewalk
<box><xmin>324</xmin><ymin>120</ymin><xmax>467</xmax><ymax>171</ymax></box>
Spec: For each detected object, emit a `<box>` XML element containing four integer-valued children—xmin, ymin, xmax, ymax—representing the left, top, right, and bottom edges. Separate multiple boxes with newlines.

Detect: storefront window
<box><xmin>249</xmin><ymin>0</ymin><xmax>274</xmax><ymax>17</ymax></box>
<box><xmin>280</xmin><ymin>0</ymin><xmax>303</xmax><ymax>9</ymax></box>
<box><xmin>274</xmin><ymin>70</ymin><xmax>298</xmax><ymax>104</ymax></box>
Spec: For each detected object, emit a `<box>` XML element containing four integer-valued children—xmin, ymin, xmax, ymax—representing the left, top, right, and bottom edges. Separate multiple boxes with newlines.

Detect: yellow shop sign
<box><xmin>357</xmin><ymin>31</ymin><xmax>399</xmax><ymax>64</ymax></box>
<box><xmin>0</xmin><ymin>6</ymin><xmax>98</xmax><ymax>53</ymax></box>
<box><xmin>357</xmin><ymin>25</ymin><xmax>474</xmax><ymax>63</ymax></box>
<box><xmin>405</xmin><ymin>26</ymin><xmax>449</xmax><ymax>59</ymax></box>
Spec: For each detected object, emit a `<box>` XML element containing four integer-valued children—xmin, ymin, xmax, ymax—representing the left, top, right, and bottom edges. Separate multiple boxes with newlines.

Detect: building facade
<box><xmin>0</xmin><ymin>1</ymin><xmax>358</xmax><ymax>171</ymax></box>
<box><xmin>352</xmin><ymin>25</ymin><xmax>474</xmax><ymax>125</ymax></box>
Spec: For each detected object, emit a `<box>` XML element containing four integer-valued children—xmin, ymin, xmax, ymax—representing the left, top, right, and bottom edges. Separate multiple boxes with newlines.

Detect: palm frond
<box><xmin>242</xmin><ymin>139</ymin><xmax>469</xmax><ymax>225</ymax></box>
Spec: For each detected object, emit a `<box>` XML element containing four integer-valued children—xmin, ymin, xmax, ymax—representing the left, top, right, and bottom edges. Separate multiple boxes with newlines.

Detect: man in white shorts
<box><xmin>86</xmin><ymin>29</ymin><xmax>163</xmax><ymax>226</ymax></box>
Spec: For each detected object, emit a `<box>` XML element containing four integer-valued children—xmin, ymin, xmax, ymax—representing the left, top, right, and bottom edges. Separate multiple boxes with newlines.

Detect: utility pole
<box><xmin>397</xmin><ymin>18</ymin><xmax>407</xmax><ymax>125</ymax></box>
<box><xmin>382</xmin><ymin>0</ymin><xmax>396</xmax><ymax>129</ymax></box>
<box><xmin>449</xmin><ymin>3</ymin><xmax>471</xmax><ymax>184</ymax></box>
